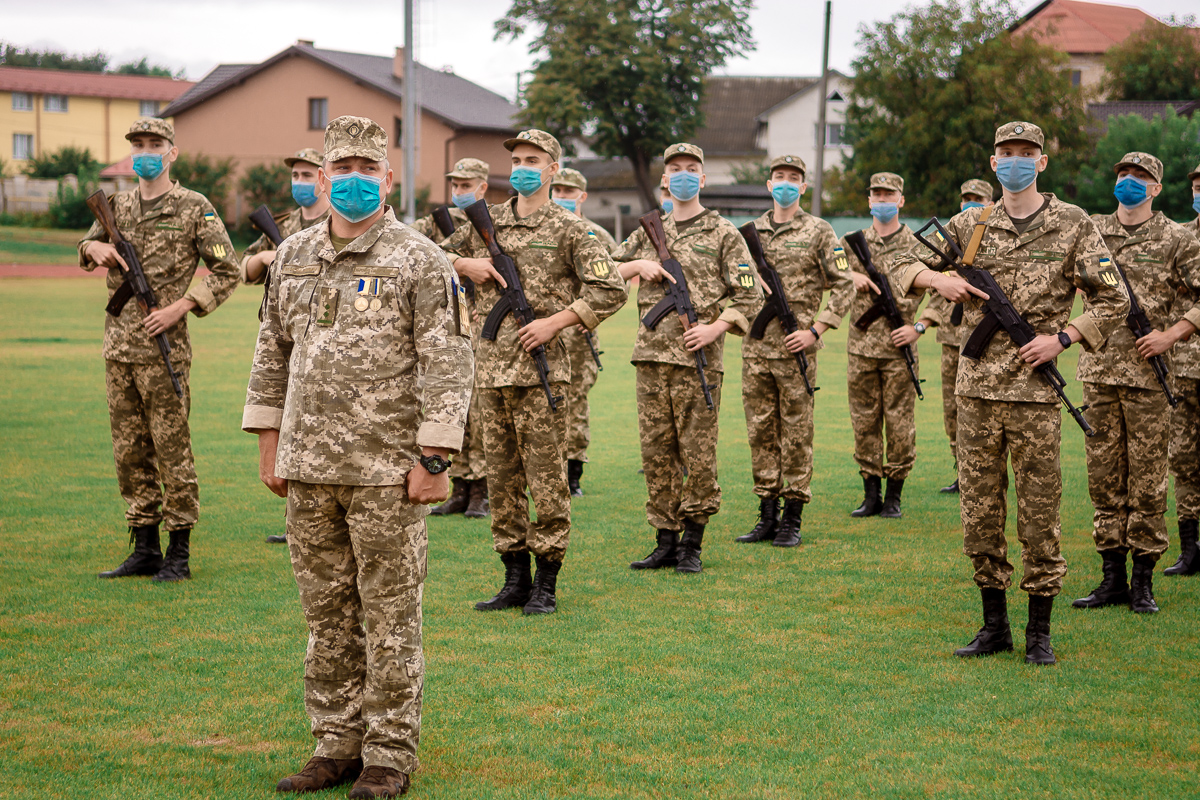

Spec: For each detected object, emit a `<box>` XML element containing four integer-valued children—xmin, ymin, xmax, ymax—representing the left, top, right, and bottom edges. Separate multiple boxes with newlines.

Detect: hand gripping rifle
<box><xmin>845</xmin><ymin>230</ymin><xmax>925</xmax><ymax>399</ymax></box>
<box><xmin>465</xmin><ymin>199</ymin><xmax>562</xmax><ymax>411</ymax></box>
<box><xmin>248</xmin><ymin>204</ymin><xmax>284</xmax><ymax>321</ymax></box>
<box><xmin>913</xmin><ymin>215</ymin><xmax>1096</xmax><ymax>436</ymax></box>
<box><xmin>431</xmin><ymin>205</ymin><xmax>474</xmax><ymax>301</ymax></box>
<box><xmin>86</xmin><ymin>190</ymin><xmax>183</xmax><ymax>398</ymax></box>
<box><xmin>739</xmin><ymin>222</ymin><xmax>816</xmax><ymax>395</ymax></box>
<box><xmin>1112</xmin><ymin>258</ymin><xmax>1177</xmax><ymax>407</ymax></box>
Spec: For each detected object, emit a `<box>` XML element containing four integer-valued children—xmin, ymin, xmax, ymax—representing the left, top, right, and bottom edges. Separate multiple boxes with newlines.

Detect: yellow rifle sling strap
<box><xmin>962</xmin><ymin>205</ymin><xmax>993</xmax><ymax>267</ymax></box>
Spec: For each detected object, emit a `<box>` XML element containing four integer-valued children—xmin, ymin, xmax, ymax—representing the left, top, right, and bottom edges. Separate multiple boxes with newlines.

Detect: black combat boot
<box><xmin>464</xmin><ymin>478</ymin><xmax>490</xmax><ymax>519</ymax></box>
<box><xmin>98</xmin><ymin>524</ymin><xmax>163</xmax><ymax>579</ymax></box>
<box><xmin>430</xmin><ymin>477</ymin><xmax>469</xmax><ymax>516</ymax></box>
<box><xmin>953</xmin><ymin>587</ymin><xmax>1013</xmax><ymax>657</ymax></box>
<box><xmin>630</xmin><ymin>529</ymin><xmax>679</xmax><ymax>570</ymax></box>
<box><xmin>1071</xmin><ymin>550</ymin><xmax>1129</xmax><ymax>608</ymax></box>
<box><xmin>675</xmin><ymin>519</ymin><xmax>705</xmax><ymax>574</ymax></box>
<box><xmin>850</xmin><ymin>475</ymin><xmax>883</xmax><ymax>518</ymax></box>
<box><xmin>567</xmin><ymin>459</ymin><xmax>585</xmax><ymax>498</ymax></box>
<box><xmin>940</xmin><ymin>479</ymin><xmax>959</xmax><ymax>494</ymax></box>
<box><xmin>1130</xmin><ymin>554</ymin><xmax>1159</xmax><ymax>613</ymax></box>
<box><xmin>880</xmin><ymin>478</ymin><xmax>905</xmax><ymax>519</ymax></box>
<box><xmin>1163</xmin><ymin>518</ymin><xmax>1199</xmax><ymax>576</ymax></box>
<box><xmin>153</xmin><ymin>528</ymin><xmax>191</xmax><ymax>582</ymax></box>
<box><xmin>772</xmin><ymin>499</ymin><xmax>804</xmax><ymax>547</ymax></box>
<box><xmin>735</xmin><ymin>495</ymin><xmax>779</xmax><ymax>543</ymax></box>
<box><xmin>475</xmin><ymin>551</ymin><xmax>532</xmax><ymax>611</ymax></box>
<box><xmin>522</xmin><ymin>556</ymin><xmax>562</xmax><ymax>615</ymax></box>
<box><xmin>1025</xmin><ymin>594</ymin><xmax>1056</xmax><ymax>665</ymax></box>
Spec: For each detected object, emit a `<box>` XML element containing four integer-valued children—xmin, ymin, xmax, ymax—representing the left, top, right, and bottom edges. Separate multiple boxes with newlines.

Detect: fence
<box><xmin>0</xmin><ymin>175</ymin><xmax>131</xmax><ymax>215</ymax></box>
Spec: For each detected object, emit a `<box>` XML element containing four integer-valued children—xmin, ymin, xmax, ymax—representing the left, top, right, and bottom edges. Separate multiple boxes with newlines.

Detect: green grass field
<box><xmin>0</xmin><ymin>227</ymin><xmax>90</xmax><ymax>265</ymax></box>
<box><xmin>1</xmin><ymin>278</ymin><xmax>1197</xmax><ymax>799</ymax></box>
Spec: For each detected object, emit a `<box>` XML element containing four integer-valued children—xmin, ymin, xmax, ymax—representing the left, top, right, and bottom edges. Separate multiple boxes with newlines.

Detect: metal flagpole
<box><xmin>403</xmin><ymin>0</ymin><xmax>417</xmax><ymax>223</ymax></box>
<box><xmin>812</xmin><ymin>0</ymin><xmax>831</xmax><ymax>217</ymax></box>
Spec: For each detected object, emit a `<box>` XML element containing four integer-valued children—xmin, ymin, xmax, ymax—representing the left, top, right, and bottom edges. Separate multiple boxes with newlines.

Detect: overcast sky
<box><xmin>1</xmin><ymin>0</ymin><xmax>1193</xmax><ymax>99</ymax></box>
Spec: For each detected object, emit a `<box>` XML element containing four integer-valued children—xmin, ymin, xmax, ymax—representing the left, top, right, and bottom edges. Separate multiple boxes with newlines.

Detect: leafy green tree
<box><xmin>114</xmin><ymin>57</ymin><xmax>183</xmax><ymax>79</ymax></box>
<box><xmin>0</xmin><ymin>42</ymin><xmax>108</xmax><ymax>71</ymax></box>
<box><xmin>1103</xmin><ymin>16</ymin><xmax>1200</xmax><ymax>102</ymax></box>
<box><xmin>48</xmin><ymin>165</ymin><xmax>102</xmax><ymax>229</ymax></box>
<box><xmin>730</xmin><ymin>160</ymin><xmax>770</xmax><ymax>185</ymax></box>
<box><xmin>497</xmin><ymin>0</ymin><xmax>754</xmax><ymax>210</ymax></box>
<box><xmin>172</xmin><ymin>154</ymin><xmax>235</xmax><ymax>211</ymax></box>
<box><xmin>24</xmin><ymin>146</ymin><xmax>102</xmax><ymax>179</ymax></box>
<box><xmin>1070</xmin><ymin>108</ymin><xmax>1200</xmax><ymax>222</ymax></box>
<box><xmin>238</xmin><ymin>163</ymin><xmax>293</xmax><ymax>214</ymax></box>
<box><xmin>841</xmin><ymin>0</ymin><xmax>1090</xmax><ymax>217</ymax></box>
<box><xmin>385</xmin><ymin>184</ymin><xmax>432</xmax><ymax>220</ymax></box>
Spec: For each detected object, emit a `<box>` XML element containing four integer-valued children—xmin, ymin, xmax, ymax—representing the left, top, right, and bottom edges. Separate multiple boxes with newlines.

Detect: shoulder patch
<box><xmin>737</xmin><ymin>263</ymin><xmax>755</xmax><ymax>289</ymax></box>
<box><xmin>212</xmin><ymin>243</ymin><xmax>227</xmax><ymax>259</ymax></box>
<box><xmin>1097</xmin><ymin>256</ymin><xmax>1120</xmax><ymax>287</ymax></box>
<box><xmin>591</xmin><ymin>259</ymin><xmax>611</xmax><ymax>278</ymax></box>
<box><xmin>833</xmin><ymin>245</ymin><xmax>848</xmax><ymax>271</ymax></box>
<box><xmin>203</xmin><ymin>211</ymin><xmax>216</xmax><ymax>222</ymax></box>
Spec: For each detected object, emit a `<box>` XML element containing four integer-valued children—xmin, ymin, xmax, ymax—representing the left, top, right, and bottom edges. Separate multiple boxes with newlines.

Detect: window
<box><xmin>308</xmin><ymin>98</ymin><xmax>328</xmax><ymax>130</ymax></box>
<box><xmin>816</xmin><ymin>123</ymin><xmax>847</xmax><ymax>146</ymax></box>
<box><xmin>11</xmin><ymin>92</ymin><xmax>33</xmax><ymax>111</ymax></box>
<box><xmin>13</xmin><ymin>133</ymin><xmax>34</xmax><ymax>160</ymax></box>
<box><xmin>827</xmin><ymin>90</ymin><xmax>845</xmax><ymax>102</ymax></box>
<box><xmin>44</xmin><ymin>94</ymin><xmax>68</xmax><ymax>113</ymax></box>
<box><xmin>1071</xmin><ymin>70</ymin><xmax>1082</xmax><ymax>87</ymax></box>
<box><xmin>139</xmin><ymin>100</ymin><xmax>160</xmax><ymax>116</ymax></box>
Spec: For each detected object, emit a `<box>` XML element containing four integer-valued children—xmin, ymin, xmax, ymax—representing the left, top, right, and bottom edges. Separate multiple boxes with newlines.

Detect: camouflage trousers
<box><xmin>1169</xmin><ymin>376</ymin><xmax>1200</xmax><ymax>521</ymax></box>
<box><xmin>958</xmin><ymin>396</ymin><xmax>1065</xmax><ymax>596</ymax></box>
<box><xmin>742</xmin><ymin>354</ymin><xmax>817</xmax><ymax>502</ymax></box>
<box><xmin>448</xmin><ymin>378</ymin><xmax>486</xmax><ymax>482</ymax></box>
<box><xmin>286</xmin><ymin>481</ymin><xmax>426</xmax><ymax>774</ymax></box>
<box><xmin>635</xmin><ymin>362</ymin><xmax>723</xmax><ymax>531</ymax></box>
<box><xmin>940</xmin><ymin>344</ymin><xmax>959</xmax><ymax>469</ymax></box>
<box><xmin>846</xmin><ymin>353</ymin><xmax>917</xmax><ymax>480</ymax></box>
<box><xmin>1083</xmin><ymin>382</ymin><xmax>1171</xmax><ymax>559</ymax></box>
<box><xmin>105</xmin><ymin>359</ymin><xmax>197</xmax><ymax>531</ymax></box>
<box><xmin>564</xmin><ymin>334</ymin><xmax>599</xmax><ymax>462</ymax></box>
<box><xmin>478</xmin><ymin>384</ymin><xmax>571</xmax><ymax>562</ymax></box>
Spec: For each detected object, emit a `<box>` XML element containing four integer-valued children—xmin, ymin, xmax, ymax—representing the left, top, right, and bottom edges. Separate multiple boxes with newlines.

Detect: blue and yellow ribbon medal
<box><xmin>355</xmin><ymin>277</ymin><xmax>382</xmax><ymax>312</ymax></box>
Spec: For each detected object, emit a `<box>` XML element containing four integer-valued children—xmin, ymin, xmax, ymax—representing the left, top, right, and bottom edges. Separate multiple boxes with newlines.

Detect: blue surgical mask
<box><xmin>668</xmin><ymin>171</ymin><xmax>701</xmax><ymax>201</ymax></box>
<box><xmin>291</xmin><ymin>181</ymin><xmax>319</xmax><ymax>208</ymax></box>
<box><xmin>132</xmin><ymin>152</ymin><xmax>165</xmax><ymax>180</ymax></box>
<box><xmin>870</xmin><ymin>202</ymin><xmax>899</xmax><ymax>223</ymax></box>
<box><xmin>771</xmin><ymin>180</ymin><xmax>801</xmax><ymax>207</ymax></box>
<box><xmin>961</xmin><ymin>201</ymin><xmax>984</xmax><ymax>211</ymax></box>
<box><xmin>327</xmin><ymin>172</ymin><xmax>384</xmax><ymax>223</ymax></box>
<box><xmin>509</xmin><ymin>166</ymin><xmax>546</xmax><ymax>197</ymax></box>
<box><xmin>1193</xmin><ymin>193</ymin><xmax>1200</xmax><ymax>216</ymax></box>
<box><xmin>1113</xmin><ymin>175</ymin><xmax>1151</xmax><ymax>208</ymax></box>
<box><xmin>451</xmin><ymin>191</ymin><xmax>476</xmax><ymax>209</ymax></box>
<box><xmin>661</xmin><ymin>199</ymin><xmax>673</xmax><ymax>214</ymax></box>
<box><xmin>553</xmin><ymin>198</ymin><xmax>577</xmax><ymax>213</ymax></box>
<box><xmin>995</xmin><ymin>156</ymin><xmax>1039</xmax><ymax>193</ymax></box>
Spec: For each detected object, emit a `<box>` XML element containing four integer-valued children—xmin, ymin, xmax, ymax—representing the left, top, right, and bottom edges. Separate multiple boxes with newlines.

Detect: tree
<box><xmin>1071</xmin><ymin>108</ymin><xmax>1200</xmax><ymax>222</ymax></box>
<box><xmin>238</xmin><ymin>163</ymin><xmax>293</xmax><ymax>214</ymax></box>
<box><xmin>48</xmin><ymin>165</ymin><xmax>102</xmax><ymax>229</ymax></box>
<box><xmin>114</xmin><ymin>57</ymin><xmax>184</xmax><ymax>79</ymax></box>
<box><xmin>1103</xmin><ymin>16</ymin><xmax>1200</xmax><ymax>102</ymax></box>
<box><xmin>496</xmin><ymin>0</ymin><xmax>754</xmax><ymax>211</ymax></box>
<box><xmin>24</xmin><ymin>146</ymin><xmax>102</xmax><ymax>179</ymax></box>
<box><xmin>0</xmin><ymin>42</ymin><xmax>107</xmax><ymax>71</ymax></box>
<box><xmin>841</xmin><ymin>0</ymin><xmax>1090</xmax><ymax>217</ymax></box>
<box><xmin>730</xmin><ymin>160</ymin><xmax>770</xmax><ymax>185</ymax></box>
<box><xmin>172</xmin><ymin>154</ymin><xmax>235</xmax><ymax>211</ymax></box>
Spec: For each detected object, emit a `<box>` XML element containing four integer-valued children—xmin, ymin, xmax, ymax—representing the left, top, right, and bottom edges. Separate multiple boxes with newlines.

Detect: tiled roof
<box><xmin>0</xmin><ymin>66</ymin><xmax>193</xmax><ymax>101</ymax></box>
<box><xmin>692</xmin><ymin>76</ymin><xmax>818</xmax><ymax>156</ymax></box>
<box><xmin>1011</xmin><ymin>0</ymin><xmax>1164</xmax><ymax>53</ymax></box>
<box><xmin>569</xmin><ymin>157</ymin><xmax>663</xmax><ymax>191</ymax></box>
<box><xmin>1087</xmin><ymin>100</ymin><xmax>1200</xmax><ymax>134</ymax></box>
<box><xmin>100</xmin><ymin>155</ymin><xmax>134</xmax><ymax>177</ymax></box>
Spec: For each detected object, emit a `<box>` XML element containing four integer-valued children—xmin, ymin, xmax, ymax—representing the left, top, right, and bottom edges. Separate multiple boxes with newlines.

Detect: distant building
<box><xmin>0</xmin><ymin>67</ymin><xmax>193</xmax><ymax>166</ymax></box>
<box><xmin>1086</xmin><ymin>100</ymin><xmax>1200</xmax><ymax>134</ymax></box>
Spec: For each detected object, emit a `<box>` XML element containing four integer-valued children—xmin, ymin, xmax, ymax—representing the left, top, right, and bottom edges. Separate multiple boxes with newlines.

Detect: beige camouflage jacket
<box><xmin>240</xmin><ymin>206</ymin><xmax>330</xmax><ymax>285</ymax></box>
<box><xmin>241</xmin><ymin>208</ymin><xmax>474</xmax><ymax>486</ymax></box>
<box><xmin>741</xmin><ymin>209</ymin><xmax>854</xmax><ymax>361</ymax></box>
<box><xmin>442</xmin><ymin>197</ymin><xmax>627</xmax><ymax>389</ymax></box>
<box><xmin>844</xmin><ymin>224</ymin><xmax>924</xmax><ymax>360</ymax></box>
<box><xmin>894</xmin><ymin>194</ymin><xmax>1128</xmax><ymax>404</ymax></box>
<box><xmin>561</xmin><ymin>218</ymin><xmax>618</xmax><ymax>359</ymax></box>
<box><xmin>78</xmin><ymin>181</ymin><xmax>239</xmax><ymax>364</ymax></box>
<box><xmin>412</xmin><ymin>206</ymin><xmax>468</xmax><ymax>245</ymax></box>
<box><xmin>614</xmin><ymin>209</ymin><xmax>763</xmax><ymax>373</ymax></box>
<box><xmin>1078</xmin><ymin>212</ymin><xmax>1200</xmax><ymax>389</ymax></box>
<box><xmin>921</xmin><ymin>293</ymin><xmax>962</xmax><ymax>347</ymax></box>
<box><xmin>1177</xmin><ymin>217</ymin><xmax>1200</xmax><ymax>379</ymax></box>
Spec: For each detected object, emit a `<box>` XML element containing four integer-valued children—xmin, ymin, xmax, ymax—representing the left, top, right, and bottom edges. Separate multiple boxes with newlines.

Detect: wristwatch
<box><xmin>1057</xmin><ymin>331</ymin><xmax>1072</xmax><ymax>349</ymax></box>
<box><xmin>914</xmin><ymin>322</ymin><xmax>927</xmax><ymax>335</ymax></box>
<box><xmin>419</xmin><ymin>454</ymin><xmax>452</xmax><ymax>475</ymax></box>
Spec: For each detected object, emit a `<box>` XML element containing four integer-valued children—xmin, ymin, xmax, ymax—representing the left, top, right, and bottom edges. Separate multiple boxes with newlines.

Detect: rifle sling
<box><xmin>962</xmin><ymin>205</ymin><xmax>993</xmax><ymax>267</ymax></box>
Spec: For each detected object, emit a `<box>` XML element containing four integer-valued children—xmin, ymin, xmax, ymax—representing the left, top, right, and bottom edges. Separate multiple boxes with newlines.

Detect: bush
<box><xmin>385</xmin><ymin>184</ymin><xmax>432</xmax><ymax>219</ymax></box>
<box><xmin>730</xmin><ymin>161</ymin><xmax>770</xmax><ymax>185</ymax></box>
<box><xmin>237</xmin><ymin>163</ymin><xmax>293</xmax><ymax>217</ymax></box>
<box><xmin>172</xmin><ymin>153</ymin><xmax>234</xmax><ymax>210</ymax></box>
<box><xmin>24</xmin><ymin>146</ymin><xmax>102</xmax><ymax>179</ymax></box>
<box><xmin>48</xmin><ymin>166</ymin><xmax>102</xmax><ymax>229</ymax></box>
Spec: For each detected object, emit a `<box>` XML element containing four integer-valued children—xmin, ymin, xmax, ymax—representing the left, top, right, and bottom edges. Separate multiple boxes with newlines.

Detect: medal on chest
<box><xmin>356</xmin><ymin>277</ymin><xmax>383</xmax><ymax>312</ymax></box>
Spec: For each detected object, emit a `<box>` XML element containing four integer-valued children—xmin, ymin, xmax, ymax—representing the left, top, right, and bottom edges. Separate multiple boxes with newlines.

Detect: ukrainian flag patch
<box><xmin>203</xmin><ymin>212</ymin><xmax>216</xmax><ymax>222</ymax></box>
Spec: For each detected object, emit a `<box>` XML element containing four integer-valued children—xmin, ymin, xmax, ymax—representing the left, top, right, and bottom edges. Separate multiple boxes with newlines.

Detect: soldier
<box><xmin>736</xmin><ymin>154</ymin><xmax>853</xmax><ymax>547</ymax></box>
<box><xmin>614</xmin><ymin>142</ymin><xmax>762</xmax><ymax>574</ymax></box>
<box><xmin>442</xmin><ymin>130</ymin><xmax>627</xmax><ymax>614</ymax></box>
<box><xmin>244</xmin><ymin>116</ymin><xmax>474</xmax><ymax>798</ymax></box>
<box><xmin>79</xmin><ymin>117</ymin><xmax>239</xmax><ymax>583</ymax></box>
<box><xmin>421</xmin><ymin>158</ymin><xmax>491</xmax><ymax>518</ymax></box>
<box><xmin>915</xmin><ymin>178</ymin><xmax>995</xmax><ymax>494</ymax></box>
<box><xmin>550</xmin><ymin>167</ymin><xmax>617</xmax><ymax>497</ymax></box>
<box><xmin>844</xmin><ymin>172</ymin><xmax>923</xmax><ymax>520</ymax></box>
<box><xmin>1165</xmin><ymin>162</ymin><xmax>1200</xmax><ymax>577</ymax></box>
<box><xmin>241</xmin><ymin>147</ymin><xmax>331</xmax><ymax>286</ymax></box>
<box><xmin>897</xmin><ymin>121</ymin><xmax>1127</xmax><ymax>665</ymax></box>
<box><xmin>1070</xmin><ymin>152</ymin><xmax>1200</xmax><ymax>613</ymax></box>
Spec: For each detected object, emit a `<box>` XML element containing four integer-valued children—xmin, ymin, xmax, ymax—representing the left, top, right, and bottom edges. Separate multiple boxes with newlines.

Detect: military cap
<box><xmin>1114</xmin><ymin>151</ymin><xmax>1163</xmax><ymax>183</ymax></box>
<box><xmin>284</xmin><ymin>147</ymin><xmax>324</xmax><ymax>168</ymax></box>
<box><xmin>769</xmin><ymin>154</ymin><xmax>807</xmax><ymax>177</ymax></box>
<box><xmin>504</xmin><ymin>129</ymin><xmax>562</xmax><ymax>162</ymax></box>
<box><xmin>1189</xmin><ymin>163</ymin><xmax>1200</xmax><ymax>183</ymax></box>
<box><xmin>446</xmin><ymin>157</ymin><xmax>490</xmax><ymax>180</ymax></box>
<box><xmin>994</xmin><ymin>121</ymin><xmax>1044</xmax><ymax>148</ymax></box>
<box><xmin>125</xmin><ymin>117</ymin><xmax>174</xmax><ymax>143</ymax></box>
<box><xmin>869</xmin><ymin>172</ymin><xmax>904</xmax><ymax>192</ymax></box>
<box><xmin>960</xmin><ymin>179</ymin><xmax>993</xmax><ymax>199</ymax></box>
<box><xmin>664</xmin><ymin>142</ymin><xmax>704</xmax><ymax>165</ymax></box>
<box><xmin>550</xmin><ymin>168</ymin><xmax>587</xmax><ymax>191</ymax></box>
<box><xmin>324</xmin><ymin>116</ymin><xmax>388</xmax><ymax>163</ymax></box>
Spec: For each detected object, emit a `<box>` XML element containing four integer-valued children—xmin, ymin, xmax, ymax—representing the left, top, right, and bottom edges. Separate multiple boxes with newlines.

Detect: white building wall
<box><xmin>762</xmin><ymin>74</ymin><xmax>854</xmax><ymax>175</ymax></box>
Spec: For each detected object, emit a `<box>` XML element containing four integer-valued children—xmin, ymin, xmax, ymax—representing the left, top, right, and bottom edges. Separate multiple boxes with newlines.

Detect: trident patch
<box><xmin>1097</xmin><ymin>257</ymin><xmax>1119</xmax><ymax>288</ymax></box>
<box><xmin>834</xmin><ymin>245</ymin><xmax>848</xmax><ymax>271</ymax></box>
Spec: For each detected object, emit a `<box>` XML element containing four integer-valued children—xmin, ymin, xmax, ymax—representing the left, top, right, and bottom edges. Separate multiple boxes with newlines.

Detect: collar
<box><xmin>133</xmin><ymin>180</ymin><xmax>185</xmax><ymax>221</ymax></box>
<box><xmin>315</xmin><ymin>207</ymin><xmax>398</xmax><ymax>262</ymax></box>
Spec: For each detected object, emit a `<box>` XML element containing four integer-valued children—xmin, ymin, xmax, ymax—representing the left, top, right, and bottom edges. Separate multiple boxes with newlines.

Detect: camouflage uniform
<box><xmin>240</xmin><ymin>206</ymin><xmax>330</xmax><ymax>284</ymax></box>
<box><xmin>243</xmin><ymin>116</ymin><xmax>473</xmax><ymax>775</ymax></box>
<box><xmin>1171</xmin><ymin>212</ymin><xmax>1200</xmax><ymax>526</ymax></box>
<box><xmin>741</xmin><ymin>208</ymin><xmax>853</xmax><ymax>502</ymax></box>
<box><xmin>411</xmin><ymin>205</ymin><xmax>468</xmax><ymax>245</ymax></box>
<box><xmin>79</xmin><ymin>179</ymin><xmax>239</xmax><ymax>532</ymax></box>
<box><xmin>922</xmin><ymin>292</ymin><xmax>962</xmax><ymax>470</ymax></box>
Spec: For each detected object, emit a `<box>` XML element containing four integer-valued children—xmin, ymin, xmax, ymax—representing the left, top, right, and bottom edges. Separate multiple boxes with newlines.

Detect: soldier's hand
<box><xmin>683</xmin><ymin>320</ymin><xmax>729</xmax><ymax>352</ymax></box>
<box><xmin>626</xmin><ymin>259</ymin><xmax>675</xmax><ymax>284</ymax></box>
<box><xmin>930</xmin><ymin>272</ymin><xmax>988</xmax><ymax>303</ymax></box>
<box><xmin>143</xmin><ymin>298</ymin><xmax>196</xmax><ymax>336</ymax></box>
<box><xmin>784</xmin><ymin>328</ymin><xmax>816</xmax><ymax>353</ymax></box>
<box><xmin>519</xmin><ymin>317</ymin><xmax>561</xmax><ymax>352</ymax></box>
<box><xmin>456</xmin><ymin>257</ymin><xmax>506</xmax><ymax>288</ymax></box>
<box><xmin>256</xmin><ymin>429</ymin><xmax>289</xmax><ymax>498</ymax></box>
<box><xmin>408</xmin><ymin>462</ymin><xmax>451</xmax><ymax>505</ymax></box>
<box><xmin>851</xmin><ymin>271</ymin><xmax>879</xmax><ymax>294</ymax></box>
<box><xmin>891</xmin><ymin>325</ymin><xmax>920</xmax><ymax>347</ymax></box>
<box><xmin>1019</xmin><ymin>333</ymin><xmax>1065</xmax><ymax>367</ymax></box>
<box><xmin>1137</xmin><ymin>329</ymin><xmax>1176</xmax><ymax>359</ymax></box>
<box><xmin>244</xmin><ymin>250</ymin><xmax>277</xmax><ymax>283</ymax></box>
<box><xmin>85</xmin><ymin>241</ymin><xmax>129</xmax><ymax>272</ymax></box>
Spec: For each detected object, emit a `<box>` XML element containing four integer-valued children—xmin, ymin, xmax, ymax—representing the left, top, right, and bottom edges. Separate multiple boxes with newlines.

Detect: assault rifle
<box><xmin>248</xmin><ymin>205</ymin><xmax>284</xmax><ymax>321</ymax></box>
<box><xmin>86</xmin><ymin>190</ymin><xmax>183</xmax><ymax>398</ymax></box>
<box><xmin>913</xmin><ymin>216</ymin><xmax>1096</xmax><ymax>436</ymax></box>
<box><xmin>431</xmin><ymin>205</ymin><xmax>474</xmax><ymax>301</ymax></box>
<box><xmin>639</xmin><ymin>211</ymin><xmax>715</xmax><ymax>409</ymax></box>
<box><xmin>845</xmin><ymin>230</ymin><xmax>925</xmax><ymax>399</ymax></box>
<box><xmin>739</xmin><ymin>222</ymin><xmax>817</xmax><ymax>395</ymax></box>
<box><xmin>1112</xmin><ymin>258</ymin><xmax>1177</xmax><ymax>407</ymax></box>
<box><xmin>465</xmin><ymin>199</ymin><xmax>562</xmax><ymax>411</ymax></box>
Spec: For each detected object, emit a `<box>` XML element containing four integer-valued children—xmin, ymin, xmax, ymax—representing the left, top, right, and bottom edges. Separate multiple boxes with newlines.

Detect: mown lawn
<box><xmin>0</xmin><ymin>226</ymin><xmax>90</xmax><ymax>265</ymax></box>
<box><xmin>0</xmin><ymin>278</ymin><xmax>1196</xmax><ymax>799</ymax></box>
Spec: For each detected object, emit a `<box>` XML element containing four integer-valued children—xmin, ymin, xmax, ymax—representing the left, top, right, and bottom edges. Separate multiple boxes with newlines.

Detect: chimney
<box><xmin>297</xmin><ymin>39</ymin><xmax>314</xmax><ymax>48</ymax></box>
<box><xmin>394</xmin><ymin>47</ymin><xmax>405</xmax><ymax>79</ymax></box>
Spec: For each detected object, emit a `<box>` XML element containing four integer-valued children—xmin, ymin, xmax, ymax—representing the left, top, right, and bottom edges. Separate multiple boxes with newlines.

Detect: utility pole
<box><xmin>403</xmin><ymin>0</ymin><xmax>417</xmax><ymax>223</ymax></box>
<box><xmin>812</xmin><ymin>0</ymin><xmax>832</xmax><ymax>217</ymax></box>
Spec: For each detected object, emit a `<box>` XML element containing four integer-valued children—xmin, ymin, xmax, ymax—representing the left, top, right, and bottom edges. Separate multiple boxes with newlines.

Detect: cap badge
<box><xmin>347</xmin><ymin>123</ymin><xmax>362</xmax><ymax>137</ymax></box>
<box><xmin>677</xmin><ymin>145</ymin><xmax>686</xmax><ymax>152</ymax></box>
<box><xmin>520</xmin><ymin>132</ymin><xmax>530</xmax><ymax>139</ymax></box>
<box><xmin>1013</xmin><ymin>125</ymin><xmax>1024</xmax><ymax>134</ymax></box>
<box><xmin>784</xmin><ymin>156</ymin><xmax>792</xmax><ymax>162</ymax></box>
<box><xmin>1133</xmin><ymin>156</ymin><xmax>1141</xmax><ymax>163</ymax></box>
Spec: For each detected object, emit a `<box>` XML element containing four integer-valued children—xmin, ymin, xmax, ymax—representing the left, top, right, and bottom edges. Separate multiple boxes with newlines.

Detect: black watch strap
<box><xmin>1057</xmin><ymin>331</ymin><xmax>1072</xmax><ymax>349</ymax></box>
<box><xmin>419</xmin><ymin>454</ymin><xmax>452</xmax><ymax>474</ymax></box>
